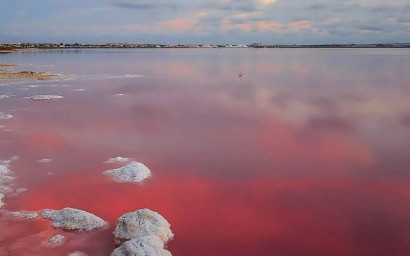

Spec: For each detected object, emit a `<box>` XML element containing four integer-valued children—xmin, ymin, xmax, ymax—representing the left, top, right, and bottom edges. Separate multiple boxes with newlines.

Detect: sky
<box><xmin>0</xmin><ymin>0</ymin><xmax>409</xmax><ymax>44</ymax></box>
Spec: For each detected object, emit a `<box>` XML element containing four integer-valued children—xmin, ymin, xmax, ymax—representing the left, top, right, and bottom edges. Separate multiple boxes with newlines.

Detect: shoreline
<box><xmin>1</xmin><ymin>42</ymin><xmax>409</xmax><ymax>51</ymax></box>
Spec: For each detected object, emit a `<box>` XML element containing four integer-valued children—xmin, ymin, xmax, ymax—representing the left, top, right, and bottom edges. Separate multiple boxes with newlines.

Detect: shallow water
<box><xmin>1</xmin><ymin>48</ymin><xmax>410</xmax><ymax>256</ymax></box>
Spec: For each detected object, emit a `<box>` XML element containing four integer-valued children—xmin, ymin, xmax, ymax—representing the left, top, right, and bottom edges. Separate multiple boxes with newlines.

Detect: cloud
<box><xmin>112</xmin><ymin>0</ymin><xmax>178</xmax><ymax>10</ymax></box>
<box><xmin>0</xmin><ymin>0</ymin><xmax>409</xmax><ymax>43</ymax></box>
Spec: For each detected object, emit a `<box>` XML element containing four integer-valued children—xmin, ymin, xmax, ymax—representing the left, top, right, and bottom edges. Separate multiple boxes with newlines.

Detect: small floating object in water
<box><xmin>9</xmin><ymin>211</ymin><xmax>38</xmax><ymax>220</ymax></box>
<box><xmin>42</xmin><ymin>234</ymin><xmax>65</xmax><ymax>247</ymax></box>
<box><xmin>30</xmin><ymin>95</ymin><xmax>63</xmax><ymax>101</ymax></box>
<box><xmin>37</xmin><ymin>158</ymin><xmax>52</xmax><ymax>163</ymax></box>
<box><xmin>104</xmin><ymin>156</ymin><xmax>130</xmax><ymax>163</ymax></box>
<box><xmin>0</xmin><ymin>112</ymin><xmax>12</xmax><ymax>119</ymax></box>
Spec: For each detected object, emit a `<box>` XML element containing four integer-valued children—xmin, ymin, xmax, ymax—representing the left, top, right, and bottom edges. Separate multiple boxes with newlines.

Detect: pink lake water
<box><xmin>0</xmin><ymin>48</ymin><xmax>410</xmax><ymax>256</ymax></box>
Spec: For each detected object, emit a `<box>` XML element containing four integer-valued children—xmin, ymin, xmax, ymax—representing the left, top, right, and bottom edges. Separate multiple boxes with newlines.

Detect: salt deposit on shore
<box><xmin>112</xmin><ymin>209</ymin><xmax>173</xmax><ymax>256</ymax></box>
<box><xmin>0</xmin><ymin>63</ymin><xmax>15</xmax><ymax>68</ymax></box>
<box><xmin>104</xmin><ymin>161</ymin><xmax>151</xmax><ymax>183</ymax></box>
<box><xmin>30</xmin><ymin>95</ymin><xmax>64</xmax><ymax>101</ymax></box>
<box><xmin>0</xmin><ymin>70</ymin><xmax>56</xmax><ymax>80</ymax></box>
<box><xmin>41</xmin><ymin>207</ymin><xmax>107</xmax><ymax>231</ymax></box>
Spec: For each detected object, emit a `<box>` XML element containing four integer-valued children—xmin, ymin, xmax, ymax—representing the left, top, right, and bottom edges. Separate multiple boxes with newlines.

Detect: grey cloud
<box><xmin>358</xmin><ymin>25</ymin><xmax>385</xmax><ymax>32</ymax></box>
<box><xmin>305</xmin><ymin>4</ymin><xmax>329</xmax><ymax>10</ymax></box>
<box><xmin>112</xmin><ymin>0</ymin><xmax>180</xmax><ymax>10</ymax></box>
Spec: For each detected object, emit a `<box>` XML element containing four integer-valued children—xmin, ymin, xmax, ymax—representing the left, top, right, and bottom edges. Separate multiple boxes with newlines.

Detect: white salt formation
<box><xmin>0</xmin><ymin>157</ymin><xmax>17</xmax><ymax>208</ymax></box>
<box><xmin>10</xmin><ymin>211</ymin><xmax>39</xmax><ymax>220</ymax></box>
<box><xmin>0</xmin><ymin>165</ymin><xmax>13</xmax><ymax>182</ymax></box>
<box><xmin>113</xmin><ymin>209</ymin><xmax>174</xmax><ymax>246</ymax></box>
<box><xmin>41</xmin><ymin>207</ymin><xmax>107</xmax><ymax>231</ymax></box>
<box><xmin>67</xmin><ymin>252</ymin><xmax>89</xmax><ymax>256</ymax></box>
<box><xmin>30</xmin><ymin>95</ymin><xmax>63</xmax><ymax>101</ymax></box>
<box><xmin>48</xmin><ymin>234</ymin><xmax>65</xmax><ymax>244</ymax></box>
<box><xmin>0</xmin><ymin>185</ymin><xmax>13</xmax><ymax>194</ymax></box>
<box><xmin>112</xmin><ymin>209</ymin><xmax>173</xmax><ymax>256</ymax></box>
<box><xmin>104</xmin><ymin>157</ymin><xmax>130</xmax><ymax>163</ymax></box>
<box><xmin>104</xmin><ymin>161</ymin><xmax>151</xmax><ymax>183</ymax></box>
<box><xmin>43</xmin><ymin>234</ymin><xmax>65</xmax><ymax>247</ymax></box>
<box><xmin>37</xmin><ymin>158</ymin><xmax>52</xmax><ymax>163</ymax></box>
<box><xmin>0</xmin><ymin>112</ymin><xmax>12</xmax><ymax>119</ymax></box>
<box><xmin>111</xmin><ymin>236</ymin><xmax>172</xmax><ymax>256</ymax></box>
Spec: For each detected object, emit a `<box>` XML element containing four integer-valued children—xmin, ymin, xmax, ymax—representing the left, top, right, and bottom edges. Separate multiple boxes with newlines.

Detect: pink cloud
<box><xmin>257</xmin><ymin>21</ymin><xmax>287</xmax><ymax>33</ymax></box>
<box><xmin>290</xmin><ymin>20</ymin><xmax>313</xmax><ymax>31</ymax></box>
<box><xmin>160</xmin><ymin>19</ymin><xmax>197</xmax><ymax>32</ymax></box>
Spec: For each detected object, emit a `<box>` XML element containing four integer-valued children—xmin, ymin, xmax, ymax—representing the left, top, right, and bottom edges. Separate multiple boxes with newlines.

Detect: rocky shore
<box><xmin>0</xmin><ymin>70</ymin><xmax>56</xmax><ymax>80</ymax></box>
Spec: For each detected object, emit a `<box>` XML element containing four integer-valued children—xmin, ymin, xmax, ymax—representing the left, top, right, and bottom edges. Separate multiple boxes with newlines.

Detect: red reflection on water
<box><xmin>1</xmin><ymin>49</ymin><xmax>410</xmax><ymax>256</ymax></box>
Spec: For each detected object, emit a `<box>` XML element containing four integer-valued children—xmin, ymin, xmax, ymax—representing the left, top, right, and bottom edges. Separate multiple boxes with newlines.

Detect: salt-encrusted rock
<box><xmin>111</xmin><ymin>236</ymin><xmax>172</xmax><ymax>256</ymax></box>
<box><xmin>0</xmin><ymin>164</ymin><xmax>13</xmax><ymax>182</ymax></box>
<box><xmin>104</xmin><ymin>157</ymin><xmax>130</xmax><ymax>163</ymax></box>
<box><xmin>67</xmin><ymin>252</ymin><xmax>88</xmax><ymax>256</ymax></box>
<box><xmin>41</xmin><ymin>207</ymin><xmax>107</xmax><ymax>231</ymax></box>
<box><xmin>0</xmin><ymin>112</ymin><xmax>12</xmax><ymax>119</ymax></box>
<box><xmin>10</xmin><ymin>211</ymin><xmax>38</xmax><ymax>220</ymax></box>
<box><xmin>104</xmin><ymin>162</ymin><xmax>151</xmax><ymax>183</ymax></box>
<box><xmin>30</xmin><ymin>95</ymin><xmax>63</xmax><ymax>101</ymax></box>
<box><xmin>37</xmin><ymin>158</ymin><xmax>52</xmax><ymax>163</ymax></box>
<box><xmin>113</xmin><ymin>209</ymin><xmax>173</xmax><ymax>246</ymax></box>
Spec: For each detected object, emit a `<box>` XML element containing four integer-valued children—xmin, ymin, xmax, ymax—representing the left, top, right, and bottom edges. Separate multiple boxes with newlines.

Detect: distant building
<box><xmin>251</xmin><ymin>43</ymin><xmax>263</xmax><ymax>48</ymax></box>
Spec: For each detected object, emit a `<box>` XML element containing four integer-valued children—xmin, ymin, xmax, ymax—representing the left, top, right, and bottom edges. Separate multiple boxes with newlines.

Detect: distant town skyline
<box><xmin>1</xmin><ymin>0</ymin><xmax>409</xmax><ymax>44</ymax></box>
